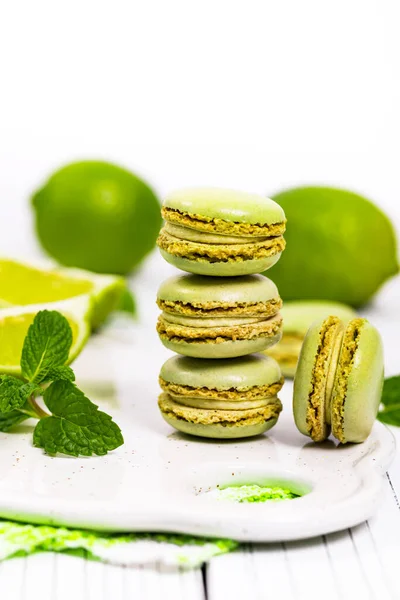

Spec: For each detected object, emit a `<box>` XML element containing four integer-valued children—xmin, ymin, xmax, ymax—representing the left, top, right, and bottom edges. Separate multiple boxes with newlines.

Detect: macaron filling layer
<box><xmin>157</xmin><ymin>230</ymin><xmax>286</xmax><ymax>263</ymax></box>
<box><xmin>158</xmin><ymin>393</ymin><xmax>282</xmax><ymax>426</ymax></box>
<box><xmin>158</xmin><ymin>298</ymin><xmax>282</xmax><ymax>318</ymax></box>
<box><xmin>161</xmin><ymin>313</ymin><xmax>267</xmax><ymax>328</ymax></box>
<box><xmin>331</xmin><ymin>319</ymin><xmax>364</xmax><ymax>443</ymax></box>
<box><xmin>306</xmin><ymin>316</ymin><xmax>344</xmax><ymax>441</ymax></box>
<box><xmin>162</xmin><ymin>206</ymin><xmax>286</xmax><ymax>237</ymax></box>
<box><xmin>166</xmin><ymin>396</ymin><xmax>277</xmax><ymax>410</ymax></box>
<box><xmin>164</xmin><ymin>223</ymin><xmax>269</xmax><ymax>245</ymax></box>
<box><xmin>157</xmin><ymin>312</ymin><xmax>283</xmax><ymax>344</ymax></box>
<box><xmin>159</xmin><ymin>376</ymin><xmax>284</xmax><ymax>401</ymax></box>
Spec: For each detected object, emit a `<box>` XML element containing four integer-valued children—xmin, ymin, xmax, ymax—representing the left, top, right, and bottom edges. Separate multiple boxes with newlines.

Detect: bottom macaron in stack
<box><xmin>158</xmin><ymin>354</ymin><xmax>284</xmax><ymax>439</ymax></box>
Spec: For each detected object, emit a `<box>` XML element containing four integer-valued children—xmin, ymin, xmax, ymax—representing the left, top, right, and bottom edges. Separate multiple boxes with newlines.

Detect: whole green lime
<box><xmin>268</xmin><ymin>187</ymin><xmax>399</xmax><ymax>307</ymax></box>
<box><xmin>32</xmin><ymin>161</ymin><xmax>162</xmax><ymax>275</ymax></box>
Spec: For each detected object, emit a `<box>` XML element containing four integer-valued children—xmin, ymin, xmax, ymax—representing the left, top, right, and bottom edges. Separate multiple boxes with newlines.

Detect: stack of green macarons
<box><xmin>156</xmin><ymin>187</ymin><xmax>287</xmax><ymax>439</ymax></box>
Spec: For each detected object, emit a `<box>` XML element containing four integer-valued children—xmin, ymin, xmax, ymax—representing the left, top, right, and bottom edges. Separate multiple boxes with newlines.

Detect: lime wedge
<box><xmin>0</xmin><ymin>295</ymin><xmax>92</xmax><ymax>376</ymax></box>
<box><xmin>0</xmin><ymin>258</ymin><xmax>126</xmax><ymax>328</ymax></box>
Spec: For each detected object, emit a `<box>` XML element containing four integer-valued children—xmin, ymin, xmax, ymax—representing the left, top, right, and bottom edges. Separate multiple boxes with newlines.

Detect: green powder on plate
<box><xmin>215</xmin><ymin>485</ymin><xmax>300</xmax><ymax>503</ymax></box>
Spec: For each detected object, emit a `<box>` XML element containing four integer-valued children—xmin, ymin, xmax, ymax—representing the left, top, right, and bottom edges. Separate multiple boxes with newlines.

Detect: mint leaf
<box><xmin>0</xmin><ymin>376</ymin><xmax>39</xmax><ymax>413</ymax></box>
<box><xmin>21</xmin><ymin>311</ymin><xmax>73</xmax><ymax>383</ymax></box>
<box><xmin>0</xmin><ymin>406</ymin><xmax>30</xmax><ymax>432</ymax></box>
<box><xmin>33</xmin><ymin>381</ymin><xmax>124</xmax><ymax>456</ymax></box>
<box><xmin>0</xmin><ymin>376</ymin><xmax>26</xmax><ymax>412</ymax></box>
<box><xmin>117</xmin><ymin>287</ymin><xmax>136</xmax><ymax>316</ymax></box>
<box><xmin>42</xmin><ymin>365</ymin><xmax>75</xmax><ymax>383</ymax></box>
<box><xmin>378</xmin><ymin>376</ymin><xmax>400</xmax><ymax>426</ymax></box>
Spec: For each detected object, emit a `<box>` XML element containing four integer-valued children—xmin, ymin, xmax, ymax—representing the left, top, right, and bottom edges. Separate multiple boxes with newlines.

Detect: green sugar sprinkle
<box><xmin>215</xmin><ymin>485</ymin><xmax>300</xmax><ymax>503</ymax></box>
<box><xmin>0</xmin><ymin>521</ymin><xmax>238</xmax><ymax>568</ymax></box>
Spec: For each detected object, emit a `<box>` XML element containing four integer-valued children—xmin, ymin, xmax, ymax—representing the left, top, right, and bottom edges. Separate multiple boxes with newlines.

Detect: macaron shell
<box><xmin>266</xmin><ymin>334</ymin><xmax>303</xmax><ymax>378</ymax></box>
<box><xmin>157</xmin><ymin>274</ymin><xmax>280</xmax><ymax>306</ymax></box>
<box><xmin>160</xmin><ymin>330</ymin><xmax>282</xmax><ymax>359</ymax></box>
<box><xmin>160</xmin><ymin>249</ymin><xmax>282</xmax><ymax>276</ymax></box>
<box><xmin>163</xmin><ymin>188</ymin><xmax>285</xmax><ymax>225</ymax></box>
<box><xmin>281</xmin><ymin>301</ymin><xmax>357</xmax><ymax>337</ymax></box>
<box><xmin>160</xmin><ymin>411</ymin><xmax>279</xmax><ymax>439</ymax></box>
<box><xmin>332</xmin><ymin>320</ymin><xmax>384</xmax><ymax>443</ymax></box>
<box><xmin>276</xmin><ymin>362</ymin><xmax>297</xmax><ymax>379</ymax></box>
<box><xmin>160</xmin><ymin>354</ymin><xmax>282</xmax><ymax>390</ymax></box>
<box><xmin>292</xmin><ymin>321</ymin><xmax>322</xmax><ymax>436</ymax></box>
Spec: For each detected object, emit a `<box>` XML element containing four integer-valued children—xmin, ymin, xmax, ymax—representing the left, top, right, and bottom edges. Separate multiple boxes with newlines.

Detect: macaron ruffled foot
<box><xmin>293</xmin><ymin>316</ymin><xmax>384</xmax><ymax>444</ymax></box>
<box><xmin>158</xmin><ymin>354</ymin><xmax>284</xmax><ymax>439</ymax></box>
<box><xmin>157</xmin><ymin>188</ymin><xmax>286</xmax><ymax>276</ymax></box>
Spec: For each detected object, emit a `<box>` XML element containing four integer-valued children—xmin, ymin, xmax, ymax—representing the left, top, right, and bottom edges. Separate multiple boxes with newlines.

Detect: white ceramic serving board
<box><xmin>0</xmin><ymin>327</ymin><xmax>395</xmax><ymax>543</ymax></box>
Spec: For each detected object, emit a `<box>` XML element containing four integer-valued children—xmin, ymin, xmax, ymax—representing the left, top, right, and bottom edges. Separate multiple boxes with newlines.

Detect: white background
<box><xmin>0</xmin><ymin>0</ymin><xmax>400</xmax><ymax>259</ymax></box>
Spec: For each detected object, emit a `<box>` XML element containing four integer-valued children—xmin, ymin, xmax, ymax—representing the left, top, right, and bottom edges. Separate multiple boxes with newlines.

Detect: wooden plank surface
<box><xmin>207</xmin><ymin>428</ymin><xmax>400</xmax><ymax>600</ymax></box>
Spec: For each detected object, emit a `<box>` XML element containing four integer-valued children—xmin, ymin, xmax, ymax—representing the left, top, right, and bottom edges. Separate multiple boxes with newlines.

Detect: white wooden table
<box><xmin>0</xmin><ymin>257</ymin><xmax>399</xmax><ymax>600</ymax></box>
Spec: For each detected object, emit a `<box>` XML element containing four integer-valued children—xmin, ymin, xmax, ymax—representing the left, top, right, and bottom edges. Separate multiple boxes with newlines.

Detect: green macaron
<box><xmin>158</xmin><ymin>354</ymin><xmax>284</xmax><ymax>438</ymax></box>
<box><xmin>293</xmin><ymin>316</ymin><xmax>384</xmax><ymax>444</ymax></box>
<box><xmin>157</xmin><ymin>274</ymin><xmax>283</xmax><ymax>359</ymax></box>
<box><xmin>157</xmin><ymin>188</ymin><xmax>286</xmax><ymax>276</ymax></box>
<box><xmin>266</xmin><ymin>301</ymin><xmax>357</xmax><ymax>377</ymax></box>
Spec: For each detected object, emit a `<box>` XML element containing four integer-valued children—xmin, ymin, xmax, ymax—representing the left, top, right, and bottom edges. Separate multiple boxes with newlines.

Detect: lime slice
<box><xmin>0</xmin><ymin>295</ymin><xmax>92</xmax><ymax>376</ymax></box>
<box><xmin>0</xmin><ymin>258</ymin><xmax>126</xmax><ymax>328</ymax></box>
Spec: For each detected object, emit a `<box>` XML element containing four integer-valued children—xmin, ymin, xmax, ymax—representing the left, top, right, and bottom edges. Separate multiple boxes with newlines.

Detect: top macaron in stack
<box><xmin>156</xmin><ymin>188</ymin><xmax>287</xmax><ymax>439</ymax></box>
<box><xmin>157</xmin><ymin>187</ymin><xmax>286</xmax><ymax>276</ymax></box>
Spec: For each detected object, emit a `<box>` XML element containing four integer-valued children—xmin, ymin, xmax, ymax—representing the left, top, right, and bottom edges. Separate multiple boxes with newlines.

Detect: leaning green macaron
<box><xmin>157</xmin><ymin>188</ymin><xmax>286</xmax><ymax>276</ymax></box>
<box><xmin>158</xmin><ymin>354</ymin><xmax>284</xmax><ymax>438</ymax></box>
<box><xmin>266</xmin><ymin>301</ymin><xmax>357</xmax><ymax>377</ymax></box>
<box><xmin>293</xmin><ymin>316</ymin><xmax>384</xmax><ymax>444</ymax></box>
<box><xmin>157</xmin><ymin>274</ymin><xmax>283</xmax><ymax>359</ymax></box>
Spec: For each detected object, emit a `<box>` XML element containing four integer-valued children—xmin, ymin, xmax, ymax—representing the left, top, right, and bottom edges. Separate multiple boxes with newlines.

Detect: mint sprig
<box><xmin>0</xmin><ymin>310</ymin><xmax>124</xmax><ymax>457</ymax></box>
<box><xmin>378</xmin><ymin>375</ymin><xmax>400</xmax><ymax>426</ymax></box>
